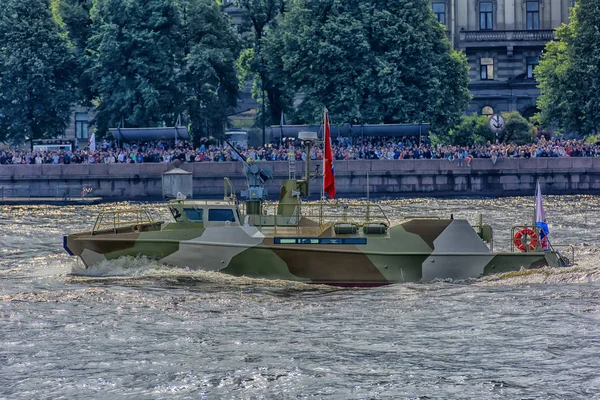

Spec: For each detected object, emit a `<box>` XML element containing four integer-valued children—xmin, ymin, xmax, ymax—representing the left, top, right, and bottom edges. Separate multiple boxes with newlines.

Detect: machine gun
<box><xmin>224</xmin><ymin>139</ymin><xmax>273</xmax><ymax>214</ymax></box>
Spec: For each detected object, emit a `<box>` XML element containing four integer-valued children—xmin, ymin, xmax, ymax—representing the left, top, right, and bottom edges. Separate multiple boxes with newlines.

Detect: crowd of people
<box><xmin>1</xmin><ymin>136</ymin><xmax>600</xmax><ymax>166</ymax></box>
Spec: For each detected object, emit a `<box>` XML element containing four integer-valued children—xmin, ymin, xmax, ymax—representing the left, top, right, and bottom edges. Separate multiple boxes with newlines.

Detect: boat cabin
<box><xmin>168</xmin><ymin>200</ymin><xmax>242</xmax><ymax>227</ymax></box>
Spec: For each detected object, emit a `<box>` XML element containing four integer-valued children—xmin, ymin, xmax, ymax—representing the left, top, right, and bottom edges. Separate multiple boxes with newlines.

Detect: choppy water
<box><xmin>1</xmin><ymin>196</ymin><xmax>600</xmax><ymax>399</ymax></box>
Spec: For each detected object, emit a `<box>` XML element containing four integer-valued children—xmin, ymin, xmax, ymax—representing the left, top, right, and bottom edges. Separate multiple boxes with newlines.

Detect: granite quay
<box><xmin>1</xmin><ymin>158</ymin><xmax>600</xmax><ymax>200</ymax></box>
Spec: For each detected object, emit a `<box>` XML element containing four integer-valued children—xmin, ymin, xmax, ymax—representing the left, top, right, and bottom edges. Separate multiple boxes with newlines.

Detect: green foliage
<box><xmin>536</xmin><ymin>1</ymin><xmax>600</xmax><ymax>135</ymax></box>
<box><xmin>0</xmin><ymin>0</ymin><xmax>77</xmax><ymax>144</ymax></box>
<box><xmin>182</xmin><ymin>0</ymin><xmax>241</xmax><ymax>138</ymax></box>
<box><xmin>585</xmin><ymin>133</ymin><xmax>600</xmax><ymax>144</ymax></box>
<box><xmin>236</xmin><ymin>0</ymin><xmax>285</xmax><ymax>45</ymax></box>
<box><xmin>499</xmin><ymin>111</ymin><xmax>536</xmax><ymax>145</ymax></box>
<box><xmin>86</xmin><ymin>0</ymin><xmax>185</xmax><ymax>134</ymax></box>
<box><xmin>85</xmin><ymin>0</ymin><xmax>240</xmax><ymax>137</ymax></box>
<box><xmin>235</xmin><ymin>0</ymin><xmax>287</xmax><ymax>127</ymax></box>
<box><xmin>58</xmin><ymin>0</ymin><xmax>93</xmax><ymax>104</ymax></box>
<box><xmin>262</xmin><ymin>0</ymin><xmax>470</xmax><ymax>133</ymax></box>
<box><xmin>445</xmin><ymin>112</ymin><xmax>535</xmax><ymax>146</ymax></box>
<box><xmin>58</xmin><ymin>0</ymin><xmax>93</xmax><ymax>53</ymax></box>
<box><xmin>447</xmin><ymin>114</ymin><xmax>493</xmax><ymax>146</ymax></box>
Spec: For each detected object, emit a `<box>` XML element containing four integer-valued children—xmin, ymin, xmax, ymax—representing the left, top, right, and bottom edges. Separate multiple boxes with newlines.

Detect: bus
<box><xmin>32</xmin><ymin>144</ymin><xmax>72</xmax><ymax>152</ymax></box>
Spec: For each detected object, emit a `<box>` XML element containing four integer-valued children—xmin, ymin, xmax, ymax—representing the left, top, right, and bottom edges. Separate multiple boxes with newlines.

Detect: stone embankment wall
<box><xmin>1</xmin><ymin>158</ymin><xmax>600</xmax><ymax>199</ymax></box>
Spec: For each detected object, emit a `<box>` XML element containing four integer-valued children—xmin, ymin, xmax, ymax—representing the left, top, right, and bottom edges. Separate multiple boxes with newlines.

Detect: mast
<box><xmin>322</xmin><ymin>109</ymin><xmax>326</xmax><ymax>199</ymax></box>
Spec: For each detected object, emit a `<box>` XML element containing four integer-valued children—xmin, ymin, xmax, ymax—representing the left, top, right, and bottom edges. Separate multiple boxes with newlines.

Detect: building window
<box><xmin>75</xmin><ymin>112</ymin><xmax>89</xmax><ymax>140</ymax></box>
<box><xmin>480</xmin><ymin>2</ymin><xmax>493</xmax><ymax>30</ymax></box>
<box><xmin>482</xmin><ymin>106</ymin><xmax>494</xmax><ymax>116</ymax></box>
<box><xmin>527</xmin><ymin>56</ymin><xmax>539</xmax><ymax>79</ymax></box>
<box><xmin>480</xmin><ymin>58</ymin><xmax>494</xmax><ymax>80</ymax></box>
<box><xmin>432</xmin><ymin>2</ymin><xmax>446</xmax><ymax>25</ymax></box>
<box><xmin>526</xmin><ymin>1</ymin><xmax>540</xmax><ymax>30</ymax></box>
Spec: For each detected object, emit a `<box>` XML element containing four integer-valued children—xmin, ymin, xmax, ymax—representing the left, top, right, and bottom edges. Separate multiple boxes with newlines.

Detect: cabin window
<box><xmin>183</xmin><ymin>208</ymin><xmax>203</xmax><ymax>221</ymax></box>
<box><xmin>208</xmin><ymin>209</ymin><xmax>236</xmax><ymax>222</ymax></box>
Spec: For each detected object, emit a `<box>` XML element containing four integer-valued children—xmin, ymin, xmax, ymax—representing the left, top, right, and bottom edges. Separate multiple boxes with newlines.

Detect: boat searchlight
<box><xmin>298</xmin><ymin>131</ymin><xmax>318</xmax><ymax>144</ymax></box>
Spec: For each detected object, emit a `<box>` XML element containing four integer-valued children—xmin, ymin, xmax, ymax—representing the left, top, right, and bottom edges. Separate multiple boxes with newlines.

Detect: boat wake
<box><xmin>67</xmin><ymin>256</ymin><xmax>338</xmax><ymax>293</ymax></box>
<box><xmin>477</xmin><ymin>253</ymin><xmax>600</xmax><ymax>285</ymax></box>
<box><xmin>67</xmin><ymin>253</ymin><xmax>600</xmax><ymax>289</ymax></box>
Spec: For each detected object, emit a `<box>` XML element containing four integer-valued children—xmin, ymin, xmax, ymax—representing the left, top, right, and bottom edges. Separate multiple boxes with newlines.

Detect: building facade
<box><xmin>431</xmin><ymin>0</ymin><xmax>574</xmax><ymax>118</ymax></box>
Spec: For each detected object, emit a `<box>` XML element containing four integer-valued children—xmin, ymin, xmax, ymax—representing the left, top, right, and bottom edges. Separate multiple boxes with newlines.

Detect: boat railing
<box><xmin>548</xmin><ymin>244</ymin><xmax>575</xmax><ymax>265</ymax></box>
<box><xmin>240</xmin><ymin>202</ymin><xmax>390</xmax><ymax>232</ymax></box>
<box><xmin>510</xmin><ymin>225</ymin><xmax>542</xmax><ymax>252</ymax></box>
<box><xmin>91</xmin><ymin>209</ymin><xmax>156</xmax><ymax>236</ymax></box>
<box><xmin>509</xmin><ymin>226</ymin><xmax>574</xmax><ymax>263</ymax></box>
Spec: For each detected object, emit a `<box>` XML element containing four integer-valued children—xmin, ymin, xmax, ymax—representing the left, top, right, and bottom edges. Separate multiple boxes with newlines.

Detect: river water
<box><xmin>1</xmin><ymin>196</ymin><xmax>600</xmax><ymax>399</ymax></box>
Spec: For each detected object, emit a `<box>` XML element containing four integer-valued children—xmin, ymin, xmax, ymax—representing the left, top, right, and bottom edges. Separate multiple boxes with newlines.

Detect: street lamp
<box><xmin>258</xmin><ymin>63</ymin><xmax>266</xmax><ymax>146</ymax></box>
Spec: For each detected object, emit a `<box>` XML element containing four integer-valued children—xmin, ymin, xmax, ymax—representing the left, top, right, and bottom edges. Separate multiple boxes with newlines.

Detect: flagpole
<box><xmin>532</xmin><ymin>179</ymin><xmax>540</xmax><ymax>226</ymax></box>
<box><xmin>280</xmin><ymin>111</ymin><xmax>284</xmax><ymax>145</ymax></box>
<box><xmin>322</xmin><ymin>106</ymin><xmax>336</xmax><ymax>200</ymax></box>
<box><xmin>322</xmin><ymin>108</ymin><xmax>326</xmax><ymax>201</ymax></box>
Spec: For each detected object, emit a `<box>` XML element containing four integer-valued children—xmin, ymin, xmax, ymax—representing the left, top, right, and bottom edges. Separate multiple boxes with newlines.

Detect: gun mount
<box><xmin>224</xmin><ymin>139</ymin><xmax>273</xmax><ymax>214</ymax></box>
<box><xmin>241</xmin><ymin>162</ymin><xmax>273</xmax><ymax>200</ymax></box>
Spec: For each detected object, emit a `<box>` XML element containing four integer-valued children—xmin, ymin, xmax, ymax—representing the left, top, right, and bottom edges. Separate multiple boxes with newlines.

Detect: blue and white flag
<box><xmin>535</xmin><ymin>181</ymin><xmax>550</xmax><ymax>250</ymax></box>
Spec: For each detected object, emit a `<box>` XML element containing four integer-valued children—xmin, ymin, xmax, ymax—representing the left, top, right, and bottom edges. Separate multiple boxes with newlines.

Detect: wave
<box><xmin>477</xmin><ymin>253</ymin><xmax>600</xmax><ymax>285</ymax></box>
<box><xmin>67</xmin><ymin>256</ymin><xmax>336</xmax><ymax>293</ymax></box>
<box><xmin>67</xmin><ymin>252</ymin><xmax>600</xmax><ymax>289</ymax></box>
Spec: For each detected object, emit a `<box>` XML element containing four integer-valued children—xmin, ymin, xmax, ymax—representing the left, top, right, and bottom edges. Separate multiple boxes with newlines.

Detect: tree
<box><xmin>86</xmin><ymin>0</ymin><xmax>184</xmax><ymax>134</ymax></box>
<box><xmin>261</xmin><ymin>0</ymin><xmax>470</xmax><ymax>133</ymax></box>
<box><xmin>181</xmin><ymin>0</ymin><xmax>241</xmax><ymax>138</ymax></box>
<box><xmin>536</xmin><ymin>1</ymin><xmax>600</xmax><ymax>135</ymax></box>
<box><xmin>57</xmin><ymin>0</ymin><xmax>93</xmax><ymax>56</ymax></box>
<box><xmin>235</xmin><ymin>0</ymin><xmax>287</xmax><ymax>127</ymax></box>
<box><xmin>498</xmin><ymin>111</ymin><xmax>536</xmax><ymax>145</ymax></box>
<box><xmin>57</xmin><ymin>0</ymin><xmax>94</xmax><ymax>104</ymax></box>
<box><xmin>0</xmin><ymin>0</ymin><xmax>77</xmax><ymax>144</ymax></box>
<box><xmin>447</xmin><ymin>114</ymin><xmax>493</xmax><ymax>146</ymax></box>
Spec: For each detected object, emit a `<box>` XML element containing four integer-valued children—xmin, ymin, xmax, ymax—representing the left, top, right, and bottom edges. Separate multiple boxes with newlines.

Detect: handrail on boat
<box><xmin>91</xmin><ymin>209</ymin><xmax>155</xmax><ymax>236</ymax></box>
<box><xmin>510</xmin><ymin>225</ymin><xmax>541</xmax><ymax>252</ymax></box>
<box><xmin>548</xmin><ymin>244</ymin><xmax>575</xmax><ymax>264</ymax></box>
<box><xmin>237</xmin><ymin>201</ymin><xmax>390</xmax><ymax>232</ymax></box>
<box><xmin>509</xmin><ymin>226</ymin><xmax>573</xmax><ymax>263</ymax></box>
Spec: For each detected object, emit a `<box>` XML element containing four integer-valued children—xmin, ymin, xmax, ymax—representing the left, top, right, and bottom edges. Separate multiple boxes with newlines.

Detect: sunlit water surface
<box><xmin>1</xmin><ymin>196</ymin><xmax>600</xmax><ymax>399</ymax></box>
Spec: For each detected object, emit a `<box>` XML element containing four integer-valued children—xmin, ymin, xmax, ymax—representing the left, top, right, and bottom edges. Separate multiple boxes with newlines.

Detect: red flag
<box><xmin>323</xmin><ymin>108</ymin><xmax>336</xmax><ymax>198</ymax></box>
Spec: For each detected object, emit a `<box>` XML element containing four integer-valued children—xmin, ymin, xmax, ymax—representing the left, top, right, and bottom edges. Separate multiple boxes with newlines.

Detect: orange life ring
<box><xmin>514</xmin><ymin>228</ymin><xmax>539</xmax><ymax>252</ymax></box>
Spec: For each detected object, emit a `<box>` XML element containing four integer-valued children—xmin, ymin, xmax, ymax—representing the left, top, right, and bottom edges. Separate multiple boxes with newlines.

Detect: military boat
<box><xmin>63</xmin><ymin>133</ymin><xmax>572</xmax><ymax>286</ymax></box>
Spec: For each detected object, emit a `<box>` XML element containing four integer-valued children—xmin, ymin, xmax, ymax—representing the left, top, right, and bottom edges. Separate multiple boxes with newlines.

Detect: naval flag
<box><xmin>535</xmin><ymin>181</ymin><xmax>550</xmax><ymax>250</ymax></box>
<box><xmin>323</xmin><ymin>108</ymin><xmax>336</xmax><ymax>199</ymax></box>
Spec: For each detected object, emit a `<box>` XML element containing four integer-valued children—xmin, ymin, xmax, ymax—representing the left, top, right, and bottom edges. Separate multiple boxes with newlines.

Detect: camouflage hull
<box><xmin>64</xmin><ymin>218</ymin><xmax>565</xmax><ymax>285</ymax></box>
